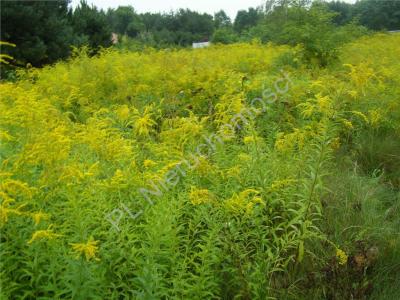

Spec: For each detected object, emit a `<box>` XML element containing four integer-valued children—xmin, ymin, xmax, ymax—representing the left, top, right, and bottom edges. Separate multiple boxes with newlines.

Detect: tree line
<box><xmin>1</xmin><ymin>0</ymin><xmax>399</xmax><ymax>68</ymax></box>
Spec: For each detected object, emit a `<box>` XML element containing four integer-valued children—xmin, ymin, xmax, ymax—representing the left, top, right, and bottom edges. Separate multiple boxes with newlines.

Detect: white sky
<box><xmin>71</xmin><ymin>0</ymin><xmax>357</xmax><ymax>20</ymax></box>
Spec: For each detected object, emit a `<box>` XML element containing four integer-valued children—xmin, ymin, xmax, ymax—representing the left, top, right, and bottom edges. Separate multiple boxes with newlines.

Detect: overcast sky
<box><xmin>71</xmin><ymin>0</ymin><xmax>357</xmax><ymax>20</ymax></box>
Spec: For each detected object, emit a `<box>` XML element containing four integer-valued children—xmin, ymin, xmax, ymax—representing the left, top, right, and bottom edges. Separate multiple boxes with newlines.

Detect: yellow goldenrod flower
<box><xmin>225</xmin><ymin>189</ymin><xmax>263</xmax><ymax>215</ymax></box>
<box><xmin>299</xmin><ymin>94</ymin><xmax>333</xmax><ymax>118</ymax></box>
<box><xmin>110</xmin><ymin>169</ymin><xmax>127</xmax><ymax>188</ymax></box>
<box><xmin>243</xmin><ymin>136</ymin><xmax>255</xmax><ymax>144</ymax></box>
<box><xmin>134</xmin><ymin>115</ymin><xmax>156</xmax><ymax>136</ymax></box>
<box><xmin>1</xmin><ymin>179</ymin><xmax>33</xmax><ymax>200</ymax></box>
<box><xmin>275</xmin><ymin>129</ymin><xmax>307</xmax><ymax>153</ymax></box>
<box><xmin>116</xmin><ymin>105</ymin><xmax>130</xmax><ymax>121</ymax></box>
<box><xmin>315</xmin><ymin>93</ymin><xmax>333</xmax><ymax>116</ymax></box>
<box><xmin>70</xmin><ymin>238</ymin><xmax>100</xmax><ymax>261</ymax></box>
<box><xmin>28</xmin><ymin>226</ymin><xmax>62</xmax><ymax>244</ymax></box>
<box><xmin>298</xmin><ymin>101</ymin><xmax>315</xmax><ymax>118</ymax></box>
<box><xmin>336</xmin><ymin>248</ymin><xmax>348</xmax><ymax>266</ymax></box>
<box><xmin>369</xmin><ymin>109</ymin><xmax>383</xmax><ymax>127</ymax></box>
<box><xmin>226</xmin><ymin>166</ymin><xmax>241</xmax><ymax>178</ymax></box>
<box><xmin>0</xmin><ymin>203</ymin><xmax>17</xmax><ymax>225</ymax></box>
<box><xmin>351</xmin><ymin>111</ymin><xmax>369</xmax><ymax>123</ymax></box>
<box><xmin>84</xmin><ymin>162</ymin><xmax>100</xmax><ymax>177</ymax></box>
<box><xmin>143</xmin><ymin>159</ymin><xmax>157</xmax><ymax>168</ymax></box>
<box><xmin>344</xmin><ymin>63</ymin><xmax>375</xmax><ymax>91</ymax></box>
<box><xmin>133</xmin><ymin>106</ymin><xmax>156</xmax><ymax>136</ymax></box>
<box><xmin>189</xmin><ymin>187</ymin><xmax>215</xmax><ymax>205</ymax></box>
<box><xmin>341</xmin><ymin>119</ymin><xmax>353</xmax><ymax>130</ymax></box>
<box><xmin>31</xmin><ymin>211</ymin><xmax>49</xmax><ymax>226</ymax></box>
<box><xmin>0</xmin><ymin>41</ymin><xmax>16</xmax><ymax>47</ymax></box>
<box><xmin>268</xmin><ymin>179</ymin><xmax>297</xmax><ymax>193</ymax></box>
<box><xmin>0</xmin><ymin>198</ymin><xmax>25</xmax><ymax>227</ymax></box>
<box><xmin>0</xmin><ymin>41</ymin><xmax>15</xmax><ymax>64</ymax></box>
<box><xmin>193</xmin><ymin>156</ymin><xmax>213</xmax><ymax>176</ymax></box>
<box><xmin>0</xmin><ymin>190</ymin><xmax>12</xmax><ymax>202</ymax></box>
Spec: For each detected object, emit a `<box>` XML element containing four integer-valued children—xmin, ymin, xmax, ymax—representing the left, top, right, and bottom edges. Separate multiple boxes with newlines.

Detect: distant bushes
<box><xmin>247</xmin><ymin>4</ymin><xmax>369</xmax><ymax>66</ymax></box>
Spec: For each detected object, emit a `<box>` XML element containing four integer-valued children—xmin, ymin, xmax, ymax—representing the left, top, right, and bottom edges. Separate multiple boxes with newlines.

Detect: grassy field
<box><xmin>1</xmin><ymin>34</ymin><xmax>399</xmax><ymax>299</ymax></box>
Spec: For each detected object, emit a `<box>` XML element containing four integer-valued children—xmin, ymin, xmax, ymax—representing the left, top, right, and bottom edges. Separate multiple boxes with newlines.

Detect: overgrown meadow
<box><xmin>1</xmin><ymin>34</ymin><xmax>399</xmax><ymax>299</ymax></box>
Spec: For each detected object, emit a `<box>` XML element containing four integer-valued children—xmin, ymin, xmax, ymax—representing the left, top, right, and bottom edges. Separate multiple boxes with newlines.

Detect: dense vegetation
<box><xmin>1</xmin><ymin>32</ymin><xmax>399</xmax><ymax>299</ymax></box>
<box><xmin>1</xmin><ymin>0</ymin><xmax>400</xmax><ymax>298</ymax></box>
<box><xmin>1</xmin><ymin>0</ymin><xmax>399</xmax><ymax>69</ymax></box>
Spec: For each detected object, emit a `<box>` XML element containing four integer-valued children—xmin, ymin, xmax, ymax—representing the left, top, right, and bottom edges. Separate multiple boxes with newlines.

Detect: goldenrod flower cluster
<box><xmin>70</xmin><ymin>238</ymin><xmax>100</xmax><ymax>261</ymax></box>
<box><xmin>28</xmin><ymin>227</ymin><xmax>62</xmax><ymax>244</ymax></box>
<box><xmin>336</xmin><ymin>248</ymin><xmax>348</xmax><ymax>266</ymax></box>
<box><xmin>189</xmin><ymin>187</ymin><xmax>215</xmax><ymax>205</ymax></box>
<box><xmin>225</xmin><ymin>189</ymin><xmax>264</xmax><ymax>215</ymax></box>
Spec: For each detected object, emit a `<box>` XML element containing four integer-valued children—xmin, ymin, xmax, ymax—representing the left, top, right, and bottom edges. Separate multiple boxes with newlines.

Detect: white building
<box><xmin>192</xmin><ymin>42</ymin><xmax>210</xmax><ymax>49</ymax></box>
